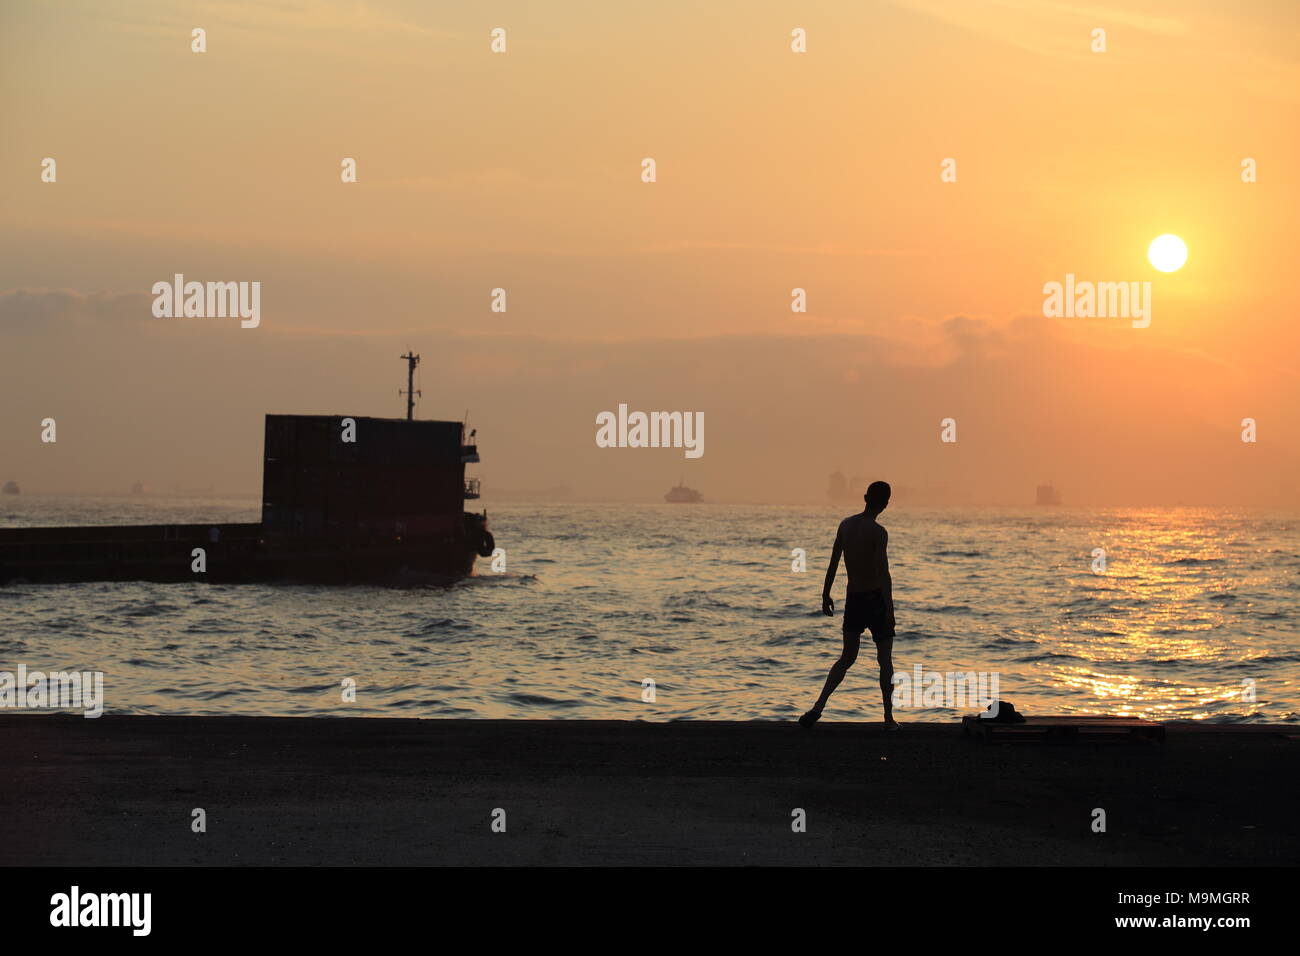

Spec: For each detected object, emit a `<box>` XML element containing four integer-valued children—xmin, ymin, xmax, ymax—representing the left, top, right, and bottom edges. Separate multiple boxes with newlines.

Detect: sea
<box><xmin>1</xmin><ymin>497</ymin><xmax>1297</xmax><ymax>723</ymax></box>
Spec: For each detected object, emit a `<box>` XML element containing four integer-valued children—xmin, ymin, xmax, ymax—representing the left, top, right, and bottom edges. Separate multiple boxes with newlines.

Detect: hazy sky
<box><xmin>2</xmin><ymin>0</ymin><xmax>1297</xmax><ymax>504</ymax></box>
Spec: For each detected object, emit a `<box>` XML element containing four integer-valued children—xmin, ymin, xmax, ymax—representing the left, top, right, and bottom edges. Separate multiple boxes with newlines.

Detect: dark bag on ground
<box><xmin>982</xmin><ymin>699</ymin><xmax>1026</xmax><ymax>723</ymax></box>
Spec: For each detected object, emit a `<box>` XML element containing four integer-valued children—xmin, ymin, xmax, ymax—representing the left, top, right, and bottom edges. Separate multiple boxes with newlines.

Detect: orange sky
<box><xmin>1</xmin><ymin>0</ymin><xmax>1297</xmax><ymax>504</ymax></box>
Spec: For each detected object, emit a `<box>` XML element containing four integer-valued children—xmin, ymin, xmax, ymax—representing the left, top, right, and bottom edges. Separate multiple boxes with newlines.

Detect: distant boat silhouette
<box><xmin>2</xmin><ymin>481</ymin><xmax>18</xmax><ymax>495</ymax></box>
<box><xmin>664</xmin><ymin>477</ymin><xmax>702</xmax><ymax>503</ymax></box>
<box><xmin>827</xmin><ymin>470</ymin><xmax>848</xmax><ymax>502</ymax></box>
<box><xmin>1035</xmin><ymin>485</ymin><xmax>1062</xmax><ymax>505</ymax></box>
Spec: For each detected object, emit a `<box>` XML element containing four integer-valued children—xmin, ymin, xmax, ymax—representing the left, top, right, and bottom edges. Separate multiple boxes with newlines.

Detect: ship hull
<box><xmin>2</xmin><ymin>413</ymin><xmax>491</xmax><ymax>586</ymax></box>
<box><xmin>0</xmin><ymin>523</ymin><xmax>477</xmax><ymax>586</ymax></box>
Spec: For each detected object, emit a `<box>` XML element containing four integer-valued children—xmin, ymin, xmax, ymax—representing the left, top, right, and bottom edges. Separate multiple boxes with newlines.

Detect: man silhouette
<box><xmin>800</xmin><ymin>480</ymin><xmax>898</xmax><ymax>729</ymax></box>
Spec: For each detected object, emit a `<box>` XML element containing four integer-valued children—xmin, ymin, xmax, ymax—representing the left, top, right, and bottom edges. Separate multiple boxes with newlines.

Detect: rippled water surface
<box><xmin>2</xmin><ymin>497</ymin><xmax>1297</xmax><ymax>722</ymax></box>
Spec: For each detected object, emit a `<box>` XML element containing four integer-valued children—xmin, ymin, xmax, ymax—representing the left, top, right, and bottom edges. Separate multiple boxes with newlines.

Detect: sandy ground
<box><xmin>0</xmin><ymin>715</ymin><xmax>1295</xmax><ymax>866</ymax></box>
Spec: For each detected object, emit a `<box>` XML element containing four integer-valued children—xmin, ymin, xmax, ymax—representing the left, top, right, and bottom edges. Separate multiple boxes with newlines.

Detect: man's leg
<box><xmin>875</xmin><ymin>635</ymin><xmax>899</xmax><ymax>729</ymax></box>
<box><xmin>800</xmin><ymin>628</ymin><xmax>861</xmax><ymax>726</ymax></box>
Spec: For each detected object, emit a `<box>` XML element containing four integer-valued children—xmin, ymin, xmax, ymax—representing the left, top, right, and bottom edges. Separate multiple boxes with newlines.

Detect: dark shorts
<box><xmin>844</xmin><ymin>590</ymin><xmax>893</xmax><ymax>641</ymax></box>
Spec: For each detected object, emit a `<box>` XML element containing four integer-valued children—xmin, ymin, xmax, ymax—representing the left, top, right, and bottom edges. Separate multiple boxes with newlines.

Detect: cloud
<box><xmin>0</xmin><ymin>288</ymin><xmax>152</xmax><ymax>332</ymax></box>
<box><xmin>104</xmin><ymin>0</ymin><xmax>452</xmax><ymax>39</ymax></box>
<box><xmin>888</xmin><ymin>0</ymin><xmax>1189</xmax><ymax>59</ymax></box>
<box><xmin>642</xmin><ymin>240</ymin><xmax>928</xmax><ymax>258</ymax></box>
<box><xmin>92</xmin><ymin>0</ymin><xmax>457</xmax><ymax>63</ymax></box>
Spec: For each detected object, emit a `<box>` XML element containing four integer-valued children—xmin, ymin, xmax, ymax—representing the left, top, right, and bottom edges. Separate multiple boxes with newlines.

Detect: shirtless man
<box><xmin>799</xmin><ymin>480</ymin><xmax>898</xmax><ymax>729</ymax></box>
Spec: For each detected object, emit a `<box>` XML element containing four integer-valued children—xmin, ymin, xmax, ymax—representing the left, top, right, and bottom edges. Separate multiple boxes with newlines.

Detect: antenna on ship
<box><xmin>399</xmin><ymin>351</ymin><xmax>421</xmax><ymax>420</ymax></box>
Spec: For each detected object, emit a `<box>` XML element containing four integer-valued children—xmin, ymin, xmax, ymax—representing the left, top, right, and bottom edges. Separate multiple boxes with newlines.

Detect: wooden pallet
<box><xmin>962</xmin><ymin>714</ymin><xmax>1165</xmax><ymax>743</ymax></box>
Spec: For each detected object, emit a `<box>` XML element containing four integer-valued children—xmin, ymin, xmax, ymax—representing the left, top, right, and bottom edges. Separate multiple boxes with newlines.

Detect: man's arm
<box><xmin>884</xmin><ymin>568</ymin><xmax>895</xmax><ymax>629</ymax></box>
<box><xmin>882</xmin><ymin>531</ymin><xmax>895</xmax><ymax>630</ymax></box>
<box><xmin>822</xmin><ymin>537</ymin><xmax>842</xmax><ymax>616</ymax></box>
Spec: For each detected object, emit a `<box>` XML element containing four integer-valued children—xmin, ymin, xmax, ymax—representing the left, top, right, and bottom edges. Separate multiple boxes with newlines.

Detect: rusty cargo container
<box><xmin>0</xmin><ymin>412</ymin><xmax>493</xmax><ymax>586</ymax></box>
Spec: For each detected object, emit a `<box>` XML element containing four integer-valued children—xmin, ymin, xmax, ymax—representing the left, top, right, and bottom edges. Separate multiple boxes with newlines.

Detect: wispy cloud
<box><xmin>888</xmin><ymin>0</ymin><xmax>1188</xmax><ymax>58</ymax></box>
<box><xmin>0</xmin><ymin>288</ymin><xmax>151</xmax><ymax>332</ymax></box>
<box><xmin>642</xmin><ymin>239</ymin><xmax>928</xmax><ymax>258</ymax></box>
<box><xmin>95</xmin><ymin>0</ymin><xmax>455</xmax><ymax>58</ymax></box>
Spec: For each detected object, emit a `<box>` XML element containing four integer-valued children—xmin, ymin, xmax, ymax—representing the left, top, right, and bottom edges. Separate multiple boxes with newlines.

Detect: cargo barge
<box><xmin>0</xmin><ymin>359</ymin><xmax>494</xmax><ymax>585</ymax></box>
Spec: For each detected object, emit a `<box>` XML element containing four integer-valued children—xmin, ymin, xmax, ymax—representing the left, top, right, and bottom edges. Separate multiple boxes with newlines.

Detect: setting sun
<box><xmin>1148</xmin><ymin>234</ymin><xmax>1189</xmax><ymax>273</ymax></box>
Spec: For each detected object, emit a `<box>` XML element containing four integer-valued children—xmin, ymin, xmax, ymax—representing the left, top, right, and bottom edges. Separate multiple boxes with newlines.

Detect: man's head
<box><xmin>864</xmin><ymin>480</ymin><xmax>891</xmax><ymax>514</ymax></box>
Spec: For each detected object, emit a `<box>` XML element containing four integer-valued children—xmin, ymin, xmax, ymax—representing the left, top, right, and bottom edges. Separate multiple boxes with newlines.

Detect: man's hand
<box><xmin>822</xmin><ymin>593</ymin><xmax>834</xmax><ymax>617</ymax></box>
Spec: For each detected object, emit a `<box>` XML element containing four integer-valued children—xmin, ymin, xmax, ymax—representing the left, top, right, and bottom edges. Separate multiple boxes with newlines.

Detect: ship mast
<box><xmin>399</xmin><ymin>352</ymin><xmax>421</xmax><ymax>420</ymax></box>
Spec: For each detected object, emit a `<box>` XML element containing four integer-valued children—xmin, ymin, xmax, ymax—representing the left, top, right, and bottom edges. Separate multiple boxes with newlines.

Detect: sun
<box><xmin>1148</xmin><ymin>234</ymin><xmax>1188</xmax><ymax>273</ymax></box>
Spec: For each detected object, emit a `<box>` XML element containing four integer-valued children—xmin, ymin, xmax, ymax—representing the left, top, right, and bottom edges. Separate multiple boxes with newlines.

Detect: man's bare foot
<box><xmin>798</xmin><ymin>709</ymin><xmax>823</xmax><ymax>728</ymax></box>
<box><xmin>883</xmin><ymin>718</ymin><xmax>901</xmax><ymax>732</ymax></box>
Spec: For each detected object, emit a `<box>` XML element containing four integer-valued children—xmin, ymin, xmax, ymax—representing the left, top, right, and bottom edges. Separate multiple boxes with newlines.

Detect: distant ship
<box><xmin>1035</xmin><ymin>485</ymin><xmax>1062</xmax><ymax>505</ymax></box>
<box><xmin>0</xmin><ymin>355</ymin><xmax>494</xmax><ymax>585</ymax></box>
<box><xmin>826</xmin><ymin>470</ymin><xmax>850</xmax><ymax>503</ymax></box>
<box><xmin>827</xmin><ymin>470</ymin><xmax>872</xmax><ymax>504</ymax></box>
<box><xmin>2</xmin><ymin>481</ymin><xmax>18</xmax><ymax>495</ymax></box>
<box><xmin>664</xmin><ymin>478</ymin><xmax>703</xmax><ymax>503</ymax></box>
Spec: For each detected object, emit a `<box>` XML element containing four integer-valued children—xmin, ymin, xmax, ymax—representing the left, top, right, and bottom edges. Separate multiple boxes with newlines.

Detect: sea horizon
<box><xmin>3</xmin><ymin>496</ymin><xmax>1294</xmax><ymax>724</ymax></box>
